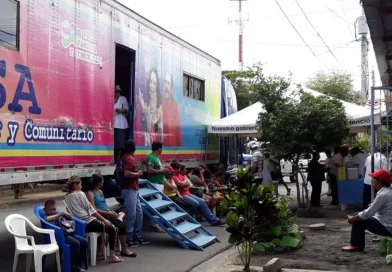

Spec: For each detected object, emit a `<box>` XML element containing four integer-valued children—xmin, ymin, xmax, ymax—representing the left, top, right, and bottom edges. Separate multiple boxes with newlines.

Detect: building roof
<box><xmin>362</xmin><ymin>0</ymin><xmax>392</xmax><ymax>85</ymax></box>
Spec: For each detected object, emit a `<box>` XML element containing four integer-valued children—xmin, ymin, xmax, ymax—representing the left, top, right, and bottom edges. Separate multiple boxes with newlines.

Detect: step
<box><xmin>139</xmin><ymin>188</ymin><xmax>159</xmax><ymax>198</ymax></box>
<box><xmin>139</xmin><ymin>179</ymin><xmax>148</xmax><ymax>185</ymax></box>
<box><xmin>189</xmin><ymin>234</ymin><xmax>217</xmax><ymax>248</ymax></box>
<box><xmin>175</xmin><ymin>221</ymin><xmax>200</xmax><ymax>234</ymax></box>
<box><xmin>161</xmin><ymin>210</ymin><xmax>187</xmax><ymax>222</ymax></box>
<box><xmin>146</xmin><ymin>199</ymin><xmax>172</xmax><ymax>210</ymax></box>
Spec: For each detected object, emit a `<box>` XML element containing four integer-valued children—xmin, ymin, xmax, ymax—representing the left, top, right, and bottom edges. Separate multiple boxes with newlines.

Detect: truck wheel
<box><xmin>115</xmin><ymin>197</ymin><xmax>124</xmax><ymax>205</ymax></box>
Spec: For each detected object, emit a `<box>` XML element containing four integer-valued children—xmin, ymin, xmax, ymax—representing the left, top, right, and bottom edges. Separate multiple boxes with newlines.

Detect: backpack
<box><xmin>114</xmin><ymin>156</ymin><xmax>126</xmax><ymax>187</ymax></box>
<box><xmin>54</xmin><ymin>215</ymin><xmax>75</xmax><ymax>236</ymax></box>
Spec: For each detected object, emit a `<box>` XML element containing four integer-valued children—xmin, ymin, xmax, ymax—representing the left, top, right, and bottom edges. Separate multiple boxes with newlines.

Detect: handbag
<box><xmin>54</xmin><ymin>215</ymin><xmax>76</xmax><ymax>236</ymax></box>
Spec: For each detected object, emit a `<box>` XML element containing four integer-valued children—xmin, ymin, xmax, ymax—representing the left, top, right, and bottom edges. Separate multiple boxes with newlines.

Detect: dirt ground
<box><xmin>249</xmin><ymin>228</ymin><xmax>390</xmax><ymax>272</ymax></box>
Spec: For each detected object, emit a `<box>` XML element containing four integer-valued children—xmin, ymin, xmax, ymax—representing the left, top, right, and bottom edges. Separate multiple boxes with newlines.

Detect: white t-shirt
<box><xmin>252</xmin><ymin>150</ymin><xmax>264</xmax><ymax>179</ymax></box>
<box><xmin>354</xmin><ymin>152</ymin><xmax>367</xmax><ymax>178</ymax></box>
<box><xmin>364</xmin><ymin>153</ymin><xmax>388</xmax><ymax>185</ymax></box>
<box><xmin>114</xmin><ymin>96</ymin><xmax>129</xmax><ymax>129</ymax></box>
<box><xmin>330</xmin><ymin>153</ymin><xmax>344</xmax><ymax>176</ymax></box>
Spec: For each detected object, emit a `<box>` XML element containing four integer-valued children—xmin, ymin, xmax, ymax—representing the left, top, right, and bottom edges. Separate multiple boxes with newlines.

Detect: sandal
<box><xmin>109</xmin><ymin>256</ymin><xmax>123</xmax><ymax>264</ymax></box>
<box><xmin>121</xmin><ymin>251</ymin><xmax>137</xmax><ymax>258</ymax></box>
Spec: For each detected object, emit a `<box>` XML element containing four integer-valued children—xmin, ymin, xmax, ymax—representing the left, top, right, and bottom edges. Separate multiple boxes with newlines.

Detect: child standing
<box><xmin>43</xmin><ymin>199</ymin><xmax>88</xmax><ymax>272</ymax></box>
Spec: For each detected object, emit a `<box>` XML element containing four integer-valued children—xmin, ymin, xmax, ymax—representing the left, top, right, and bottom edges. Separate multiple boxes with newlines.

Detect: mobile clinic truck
<box><xmin>0</xmin><ymin>0</ymin><xmax>225</xmax><ymax>187</ymax></box>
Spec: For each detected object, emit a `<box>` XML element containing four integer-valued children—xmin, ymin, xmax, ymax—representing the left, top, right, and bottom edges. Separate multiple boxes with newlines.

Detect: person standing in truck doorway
<box><xmin>162</xmin><ymin>72</ymin><xmax>182</xmax><ymax>146</ymax></box>
<box><xmin>146</xmin><ymin>141</ymin><xmax>170</xmax><ymax>232</ymax></box>
<box><xmin>114</xmin><ymin>85</ymin><xmax>129</xmax><ymax>163</ymax></box>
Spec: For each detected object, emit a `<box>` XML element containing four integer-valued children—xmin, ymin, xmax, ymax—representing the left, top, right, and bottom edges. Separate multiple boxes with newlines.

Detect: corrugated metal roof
<box><xmin>362</xmin><ymin>0</ymin><xmax>392</xmax><ymax>85</ymax></box>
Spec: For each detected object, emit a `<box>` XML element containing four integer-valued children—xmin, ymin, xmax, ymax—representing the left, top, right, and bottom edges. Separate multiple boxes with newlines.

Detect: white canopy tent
<box><xmin>207</xmin><ymin>102</ymin><xmax>264</xmax><ymax>136</ymax></box>
<box><xmin>208</xmin><ymin>88</ymin><xmax>372</xmax><ymax>136</ymax></box>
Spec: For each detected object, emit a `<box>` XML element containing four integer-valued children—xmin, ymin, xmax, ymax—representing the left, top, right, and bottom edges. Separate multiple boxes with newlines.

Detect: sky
<box><xmin>118</xmin><ymin>0</ymin><xmax>381</xmax><ymax>91</ymax></box>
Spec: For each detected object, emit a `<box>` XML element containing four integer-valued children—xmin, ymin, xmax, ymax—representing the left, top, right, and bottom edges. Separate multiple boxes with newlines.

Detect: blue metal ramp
<box><xmin>139</xmin><ymin>179</ymin><xmax>220</xmax><ymax>250</ymax></box>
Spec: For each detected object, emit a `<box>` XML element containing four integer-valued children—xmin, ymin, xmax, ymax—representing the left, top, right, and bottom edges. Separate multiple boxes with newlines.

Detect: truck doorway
<box><xmin>115</xmin><ymin>44</ymin><xmax>135</xmax><ymax>140</ymax></box>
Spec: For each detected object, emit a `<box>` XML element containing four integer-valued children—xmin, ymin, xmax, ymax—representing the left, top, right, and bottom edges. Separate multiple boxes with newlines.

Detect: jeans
<box><xmin>363</xmin><ymin>184</ymin><xmax>372</xmax><ymax>210</ymax></box>
<box><xmin>182</xmin><ymin>194</ymin><xmax>219</xmax><ymax>225</ymax></box>
<box><xmin>122</xmin><ymin>189</ymin><xmax>143</xmax><ymax>241</ymax></box>
<box><xmin>66</xmin><ymin>234</ymin><xmax>88</xmax><ymax>267</ymax></box>
<box><xmin>310</xmin><ymin>181</ymin><xmax>322</xmax><ymax>207</ymax></box>
<box><xmin>328</xmin><ymin>173</ymin><xmax>339</xmax><ymax>204</ymax></box>
<box><xmin>351</xmin><ymin>217</ymin><xmax>390</xmax><ymax>249</ymax></box>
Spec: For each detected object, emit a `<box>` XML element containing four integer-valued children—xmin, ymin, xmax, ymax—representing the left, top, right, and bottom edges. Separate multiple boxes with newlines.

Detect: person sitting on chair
<box><xmin>64</xmin><ymin>176</ymin><xmax>123</xmax><ymax>264</ymax></box>
<box><xmin>342</xmin><ymin>169</ymin><xmax>392</xmax><ymax>252</ymax></box>
<box><xmin>86</xmin><ymin>174</ymin><xmax>136</xmax><ymax>257</ymax></box>
<box><xmin>43</xmin><ymin>199</ymin><xmax>88</xmax><ymax>272</ymax></box>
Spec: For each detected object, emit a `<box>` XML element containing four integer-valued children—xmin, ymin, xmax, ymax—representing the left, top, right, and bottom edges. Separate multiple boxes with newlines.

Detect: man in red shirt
<box><xmin>162</xmin><ymin>72</ymin><xmax>182</xmax><ymax>146</ymax></box>
<box><xmin>171</xmin><ymin>163</ymin><xmax>224</xmax><ymax>226</ymax></box>
<box><xmin>122</xmin><ymin>140</ymin><xmax>149</xmax><ymax>247</ymax></box>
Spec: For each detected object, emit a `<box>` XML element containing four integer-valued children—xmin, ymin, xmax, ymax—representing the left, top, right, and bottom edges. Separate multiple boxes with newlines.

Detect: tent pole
<box><xmin>370</xmin><ymin>86</ymin><xmax>375</xmax><ymax>202</ymax></box>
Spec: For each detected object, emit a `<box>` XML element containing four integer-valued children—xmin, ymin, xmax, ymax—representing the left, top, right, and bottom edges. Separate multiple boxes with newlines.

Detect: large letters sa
<box><xmin>7</xmin><ymin>64</ymin><xmax>42</xmax><ymax>114</ymax></box>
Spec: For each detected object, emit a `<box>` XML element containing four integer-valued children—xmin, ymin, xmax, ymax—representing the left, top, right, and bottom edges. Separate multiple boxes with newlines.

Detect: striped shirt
<box><xmin>64</xmin><ymin>191</ymin><xmax>96</xmax><ymax>224</ymax></box>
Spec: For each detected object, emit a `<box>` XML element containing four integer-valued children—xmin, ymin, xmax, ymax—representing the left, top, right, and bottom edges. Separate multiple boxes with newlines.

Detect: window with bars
<box><xmin>0</xmin><ymin>0</ymin><xmax>19</xmax><ymax>49</ymax></box>
<box><xmin>183</xmin><ymin>73</ymin><xmax>205</xmax><ymax>102</ymax></box>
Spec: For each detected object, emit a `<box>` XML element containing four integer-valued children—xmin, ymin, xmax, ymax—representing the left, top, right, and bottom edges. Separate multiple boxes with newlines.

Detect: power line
<box><xmin>294</xmin><ymin>0</ymin><xmax>340</xmax><ymax>64</ymax></box>
<box><xmin>0</xmin><ymin>29</ymin><xmax>16</xmax><ymax>36</ymax></box>
<box><xmin>274</xmin><ymin>0</ymin><xmax>318</xmax><ymax>59</ymax></box>
<box><xmin>339</xmin><ymin>0</ymin><xmax>354</xmax><ymax>40</ymax></box>
<box><xmin>320</xmin><ymin>0</ymin><xmax>354</xmax><ymax>25</ymax></box>
<box><xmin>0</xmin><ymin>37</ymin><xmax>16</xmax><ymax>47</ymax></box>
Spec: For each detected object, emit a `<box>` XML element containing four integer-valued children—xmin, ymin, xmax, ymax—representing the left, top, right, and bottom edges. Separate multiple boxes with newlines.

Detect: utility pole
<box><xmin>371</xmin><ymin>69</ymin><xmax>375</xmax><ymax>87</ymax></box>
<box><xmin>229</xmin><ymin>0</ymin><xmax>247</xmax><ymax>70</ymax></box>
<box><xmin>356</xmin><ymin>10</ymin><xmax>369</xmax><ymax>104</ymax></box>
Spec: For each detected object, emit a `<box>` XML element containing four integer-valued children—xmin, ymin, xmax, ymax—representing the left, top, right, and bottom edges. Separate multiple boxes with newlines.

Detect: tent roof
<box><xmin>302</xmin><ymin>87</ymin><xmax>369</xmax><ymax>120</ymax></box>
<box><xmin>207</xmin><ymin>102</ymin><xmax>264</xmax><ymax>136</ymax></box>
<box><xmin>208</xmin><ymin>88</ymin><xmax>370</xmax><ymax>136</ymax></box>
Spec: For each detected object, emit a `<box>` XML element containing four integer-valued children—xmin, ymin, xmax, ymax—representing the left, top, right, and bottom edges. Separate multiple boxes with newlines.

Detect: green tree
<box><xmin>258</xmin><ymin>91</ymin><xmax>350</xmax><ymax>208</ymax></box>
<box><xmin>305</xmin><ymin>70</ymin><xmax>361</xmax><ymax>104</ymax></box>
<box><xmin>222</xmin><ymin>63</ymin><xmax>293</xmax><ymax>111</ymax></box>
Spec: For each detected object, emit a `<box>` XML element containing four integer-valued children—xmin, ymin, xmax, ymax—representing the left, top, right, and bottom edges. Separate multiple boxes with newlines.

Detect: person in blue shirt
<box><xmin>42</xmin><ymin>199</ymin><xmax>88</xmax><ymax>272</ymax></box>
<box><xmin>86</xmin><ymin>174</ymin><xmax>137</xmax><ymax>256</ymax></box>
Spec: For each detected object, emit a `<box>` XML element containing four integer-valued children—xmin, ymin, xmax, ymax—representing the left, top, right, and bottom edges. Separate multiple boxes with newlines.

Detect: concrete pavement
<box><xmin>0</xmin><ymin>198</ymin><xmax>230</xmax><ymax>272</ymax></box>
<box><xmin>0</xmin><ymin>176</ymin><xmax>309</xmax><ymax>272</ymax></box>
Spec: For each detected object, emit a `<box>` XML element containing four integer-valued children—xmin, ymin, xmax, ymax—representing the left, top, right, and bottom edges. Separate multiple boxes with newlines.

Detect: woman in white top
<box><xmin>262</xmin><ymin>152</ymin><xmax>273</xmax><ymax>186</ymax></box>
<box><xmin>114</xmin><ymin>85</ymin><xmax>129</xmax><ymax>162</ymax></box>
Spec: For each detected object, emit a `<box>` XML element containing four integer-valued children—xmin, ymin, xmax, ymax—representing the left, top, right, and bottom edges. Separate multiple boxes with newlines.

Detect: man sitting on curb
<box><xmin>342</xmin><ymin>169</ymin><xmax>392</xmax><ymax>252</ymax></box>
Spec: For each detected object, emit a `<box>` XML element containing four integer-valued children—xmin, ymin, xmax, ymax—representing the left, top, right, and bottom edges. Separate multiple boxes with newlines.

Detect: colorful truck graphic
<box><xmin>0</xmin><ymin>0</ymin><xmax>224</xmax><ymax>185</ymax></box>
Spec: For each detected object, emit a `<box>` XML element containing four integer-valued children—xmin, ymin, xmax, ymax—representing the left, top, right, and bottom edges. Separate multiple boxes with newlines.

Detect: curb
<box><xmin>186</xmin><ymin>244</ymin><xmax>233</xmax><ymax>272</ymax></box>
<box><xmin>0</xmin><ymin>194</ymin><xmax>65</xmax><ymax>210</ymax></box>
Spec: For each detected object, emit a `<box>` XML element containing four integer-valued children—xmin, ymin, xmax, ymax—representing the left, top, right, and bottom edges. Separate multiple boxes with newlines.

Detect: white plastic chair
<box><xmin>63</xmin><ymin>200</ymin><xmax>106</xmax><ymax>266</ymax></box>
<box><xmin>5</xmin><ymin>214</ymin><xmax>61</xmax><ymax>272</ymax></box>
<box><xmin>86</xmin><ymin>231</ymin><xmax>106</xmax><ymax>265</ymax></box>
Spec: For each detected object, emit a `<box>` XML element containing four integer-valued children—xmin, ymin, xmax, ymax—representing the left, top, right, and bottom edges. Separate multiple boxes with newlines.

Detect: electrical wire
<box><xmin>274</xmin><ymin>0</ymin><xmax>318</xmax><ymax>59</ymax></box>
<box><xmin>294</xmin><ymin>0</ymin><xmax>340</xmax><ymax>64</ymax></box>
<box><xmin>340</xmin><ymin>0</ymin><xmax>354</xmax><ymax>40</ymax></box>
<box><xmin>0</xmin><ymin>29</ymin><xmax>16</xmax><ymax>36</ymax></box>
<box><xmin>0</xmin><ymin>37</ymin><xmax>16</xmax><ymax>47</ymax></box>
<box><xmin>320</xmin><ymin>0</ymin><xmax>355</xmax><ymax>25</ymax></box>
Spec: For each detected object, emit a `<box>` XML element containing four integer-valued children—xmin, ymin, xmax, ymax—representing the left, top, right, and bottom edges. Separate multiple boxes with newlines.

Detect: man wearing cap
<box><xmin>342</xmin><ymin>169</ymin><xmax>392</xmax><ymax>252</ymax></box>
<box><xmin>114</xmin><ymin>85</ymin><xmax>129</xmax><ymax>162</ymax></box>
